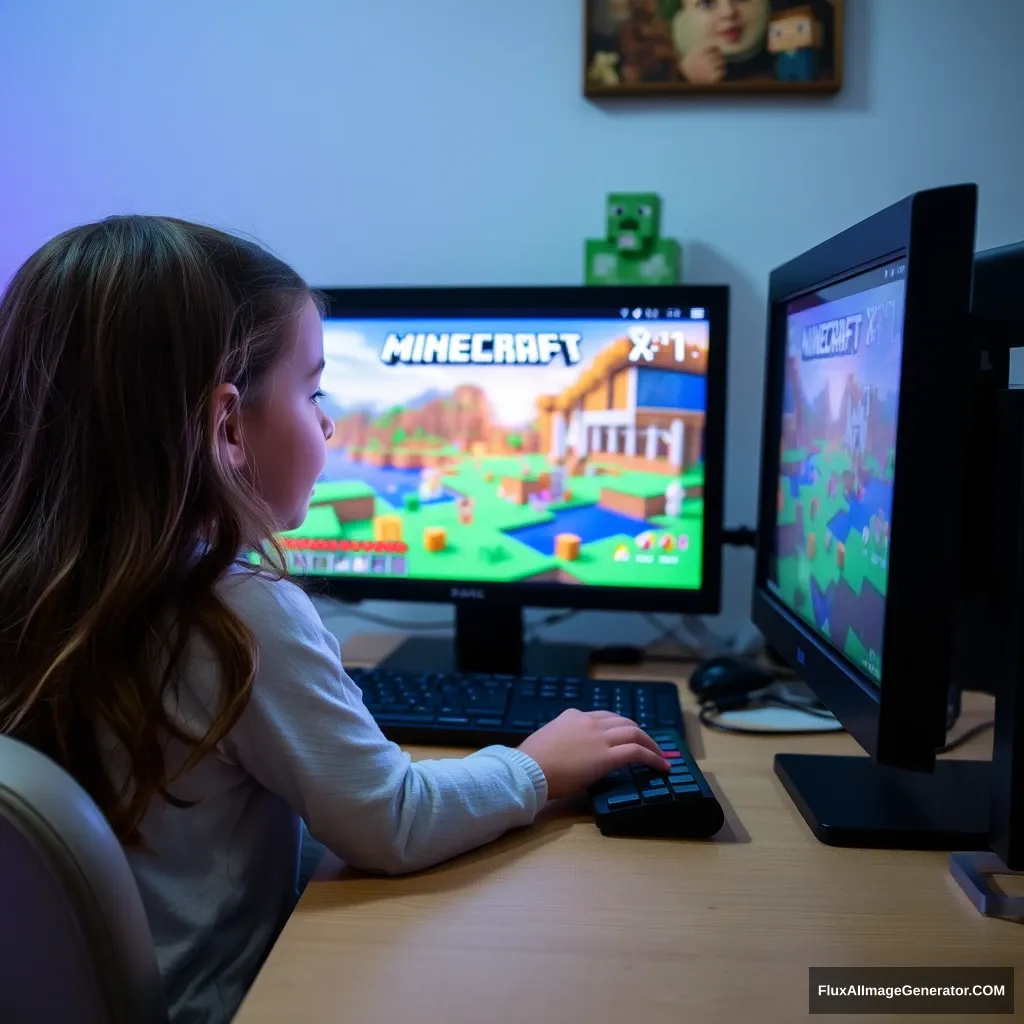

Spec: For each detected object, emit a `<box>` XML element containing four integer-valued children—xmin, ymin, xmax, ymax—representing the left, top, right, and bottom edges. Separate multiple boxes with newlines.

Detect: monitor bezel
<box><xmin>752</xmin><ymin>185</ymin><xmax>978</xmax><ymax>770</ymax></box>
<box><xmin>298</xmin><ymin>284</ymin><xmax>729</xmax><ymax>614</ymax></box>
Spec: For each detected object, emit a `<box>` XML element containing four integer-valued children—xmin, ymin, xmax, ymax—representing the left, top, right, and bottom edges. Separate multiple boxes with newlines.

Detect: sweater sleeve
<box><xmin>213</xmin><ymin>571</ymin><xmax>547</xmax><ymax>875</ymax></box>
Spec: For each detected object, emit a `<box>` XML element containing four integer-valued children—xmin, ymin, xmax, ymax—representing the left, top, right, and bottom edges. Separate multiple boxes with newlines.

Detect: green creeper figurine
<box><xmin>585</xmin><ymin>192</ymin><xmax>681</xmax><ymax>285</ymax></box>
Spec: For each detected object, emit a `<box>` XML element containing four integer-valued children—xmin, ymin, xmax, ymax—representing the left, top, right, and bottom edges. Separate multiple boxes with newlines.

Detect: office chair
<box><xmin>0</xmin><ymin>734</ymin><xmax>168</xmax><ymax>1023</ymax></box>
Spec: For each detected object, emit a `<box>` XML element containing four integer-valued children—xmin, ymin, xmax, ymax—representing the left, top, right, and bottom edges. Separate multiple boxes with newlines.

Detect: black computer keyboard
<box><xmin>350</xmin><ymin>667</ymin><xmax>685</xmax><ymax>745</ymax></box>
<box><xmin>350</xmin><ymin>667</ymin><xmax>725</xmax><ymax>840</ymax></box>
<box><xmin>589</xmin><ymin>726</ymin><xmax>724</xmax><ymax>839</ymax></box>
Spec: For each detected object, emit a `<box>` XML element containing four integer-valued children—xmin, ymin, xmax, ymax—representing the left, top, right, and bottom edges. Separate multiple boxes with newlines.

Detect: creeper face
<box><xmin>606</xmin><ymin>193</ymin><xmax>661</xmax><ymax>255</ymax></box>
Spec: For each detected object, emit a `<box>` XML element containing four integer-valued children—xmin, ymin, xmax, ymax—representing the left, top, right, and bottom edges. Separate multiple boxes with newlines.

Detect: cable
<box><xmin>696</xmin><ymin>674</ymin><xmax>842</xmax><ymax>735</ymax></box>
<box><xmin>640</xmin><ymin>613</ymin><xmax>707</xmax><ymax>660</ymax></box>
<box><xmin>938</xmin><ymin>718</ymin><xmax>995</xmax><ymax>754</ymax></box>
<box><xmin>722</xmin><ymin>526</ymin><xmax>757</xmax><ymax>548</ymax></box>
<box><xmin>642</xmin><ymin>612</ymin><xmax>681</xmax><ymax>648</ymax></box>
<box><xmin>523</xmin><ymin>609</ymin><xmax>580</xmax><ymax>643</ymax></box>
<box><xmin>698</xmin><ymin>686</ymin><xmax>994</xmax><ymax>750</ymax></box>
<box><xmin>764</xmin><ymin>694</ymin><xmax>835</xmax><ymax>718</ymax></box>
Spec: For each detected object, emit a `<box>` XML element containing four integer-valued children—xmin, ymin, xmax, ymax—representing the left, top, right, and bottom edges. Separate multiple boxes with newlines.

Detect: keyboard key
<box><xmin>436</xmin><ymin>716</ymin><xmax>470</xmax><ymax>725</ymax></box>
<box><xmin>671</xmin><ymin>782</ymin><xmax>701</xmax><ymax>796</ymax></box>
<box><xmin>668</xmin><ymin>772</ymin><xmax>694</xmax><ymax>785</ymax></box>
<box><xmin>606</xmin><ymin>792</ymin><xmax>642</xmax><ymax>810</ymax></box>
<box><xmin>646</xmin><ymin>778</ymin><xmax>666</xmax><ymax>789</ymax></box>
<box><xmin>374</xmin><ymin>713</ymin><xmax>436</xmax><ymax>725</ymax></box>
<box><xmin>474</xmin><ymin>717</ymin><xmax>503</xmax><ymax>727</ymax></box>
<box><xmin>641</xmin><ymin>788</ymin><xmax>672</xmax><ymax>803</ymax></box>
<box><xmin>510</xmin><ymin>718</ymin><xmax>535</xmax><ymax>729</ymax></box>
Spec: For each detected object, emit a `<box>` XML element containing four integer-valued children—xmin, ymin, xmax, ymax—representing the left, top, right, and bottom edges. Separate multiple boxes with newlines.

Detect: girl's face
<box><xmin>236</xmin><ymin>296</ymin><xmax>335</xmax><ymax>531</ymax></box>
<box><xmin>676</xmin><ymin>0</ymin><xmax>769</xmax><ymax>59</ymax></box>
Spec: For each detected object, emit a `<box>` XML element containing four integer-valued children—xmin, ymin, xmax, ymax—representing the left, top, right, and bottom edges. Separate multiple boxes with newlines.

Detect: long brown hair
<box><xmin>0</xmin><ymin>215</ymin><xmax>313</xmax><ymax>846</ymax></box>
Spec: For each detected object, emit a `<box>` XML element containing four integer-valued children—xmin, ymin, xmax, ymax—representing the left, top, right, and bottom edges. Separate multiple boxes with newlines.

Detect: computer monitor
<box><xmin>286</xmin><ymin>285</ymin><xmax>729</xmax><ymax>676</ymax></box>
<box><xmin>949</xmin><ymin>241</ymin><xmax>1024</xmax><ymax>703</ymax></box>
<box><xmin>752</xmin><ymin>184</ymin><xmax>989</xmax><ymax>851</ymax></box>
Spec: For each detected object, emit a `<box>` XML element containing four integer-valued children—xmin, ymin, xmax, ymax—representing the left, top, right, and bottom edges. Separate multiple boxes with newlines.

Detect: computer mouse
<box><xmin>689</xmin><ymin>656</ymin><xmax>776</xmax><ymax>705</ymax></box>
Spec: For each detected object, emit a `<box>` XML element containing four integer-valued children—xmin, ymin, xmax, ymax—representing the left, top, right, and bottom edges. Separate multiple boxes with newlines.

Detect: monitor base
<box><xmin>775</xmin><ymin>753</ymin><xmax>991</xmax><ymax>850</ymax></box>
<box><xmin>374</xmin><ymin>602</ymin><xmax>594</xmax><ymax>677</ymax></box>
<box><xmin>377</xmin><ymin>635</ymin><xmax>593</xmax><ymax>678</ymax></box>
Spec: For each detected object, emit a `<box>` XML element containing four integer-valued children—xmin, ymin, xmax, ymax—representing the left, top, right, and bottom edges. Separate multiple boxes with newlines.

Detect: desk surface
<box><xmin>235</xmin><ymin>633</ymin><xmax>1020</xmax><ymax>1024</ymax></box>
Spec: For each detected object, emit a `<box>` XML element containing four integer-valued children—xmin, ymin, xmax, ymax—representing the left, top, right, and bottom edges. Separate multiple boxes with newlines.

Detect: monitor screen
<box><xmin>766</xmin><ymin>258</ymin><xmax>907</xmax><ymax>683</ymax></box>
<box><xmin>282</xmin><ymin>305</ymin><xmax>714</xmax><ymax>592</ymax></box>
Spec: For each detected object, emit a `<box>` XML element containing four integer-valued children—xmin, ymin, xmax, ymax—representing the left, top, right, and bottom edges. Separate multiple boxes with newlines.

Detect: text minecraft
<box><xmin>801</xmin><ymin>314</ymin><xmax>863</xmax><ymax>361</ymax></box>
<box><xmin>380</xmin><ymin>331</ymin><xmax>583</xmax><ymax>366</ymax></box>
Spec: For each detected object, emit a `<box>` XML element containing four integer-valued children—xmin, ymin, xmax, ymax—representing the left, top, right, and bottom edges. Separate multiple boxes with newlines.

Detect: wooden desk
<box><xmin>235</xmin><ymin>633</ymin><xmax>1021</xmax><ymax>1023</ymax></box>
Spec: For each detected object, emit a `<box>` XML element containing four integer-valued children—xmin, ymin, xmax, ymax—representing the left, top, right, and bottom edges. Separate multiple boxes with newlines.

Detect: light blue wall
<box><xmin>2</xmin><ymin>0</ymin><xmax>1022</xmax><ymax>647</ymax></box>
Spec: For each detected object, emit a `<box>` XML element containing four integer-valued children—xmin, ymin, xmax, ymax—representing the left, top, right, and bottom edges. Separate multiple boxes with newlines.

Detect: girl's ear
<box><xmin>210</xmin><ymin>383</ymin><xmax>246</xmax><ymax>470</ymax></box>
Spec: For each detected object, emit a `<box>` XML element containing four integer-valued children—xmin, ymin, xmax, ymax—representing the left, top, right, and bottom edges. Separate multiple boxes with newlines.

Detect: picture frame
<box><xmin>584</xmin><ymin>0</ymin><xmax>844</xmax><ymax>98</ymax></box>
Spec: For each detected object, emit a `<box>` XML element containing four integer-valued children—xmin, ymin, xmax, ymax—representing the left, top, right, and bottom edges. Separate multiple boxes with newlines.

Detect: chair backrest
<box><xmin>0</xmin><ymin>734</ymin><xmax>168</xmax><ymax>1024</ymax></box>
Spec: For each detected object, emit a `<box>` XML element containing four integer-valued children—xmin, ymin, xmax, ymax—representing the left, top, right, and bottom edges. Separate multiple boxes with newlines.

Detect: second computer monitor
<box><xmin>753</xmin><ymin>184</ymin><xmax>979</xmax><ymax>771</ymax></box>
<box><xmin>767</xmin><ymin>256</ymin><xmax>907</xmax><ymax>684</ymax></box>
<box><xmin>286</xmin><ymin>285</ymin><xmax>728</xmax><ymax>615</ymax></box>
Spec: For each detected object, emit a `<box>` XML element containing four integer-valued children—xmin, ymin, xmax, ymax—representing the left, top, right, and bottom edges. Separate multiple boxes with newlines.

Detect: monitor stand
<box><xmin>375</xmin><ymin>602</ymin><xmax>593</xmax><ymax>678</ymax></box>
<box><xmin>774</xmin><ymin>753</ymin><xmax>992</xmax><ymax>850</ymax></box>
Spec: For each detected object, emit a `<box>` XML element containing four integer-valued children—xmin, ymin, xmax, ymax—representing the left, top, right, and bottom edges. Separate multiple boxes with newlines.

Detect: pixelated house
<box><xmin>536</xmin><ymin>335</ymin><xmax>707</xmax><ymax>474</ymax></box>
<box><xmin>845</xmin><ymin>385</ymin><xmax>874</xmax><ymax>461</ymax></box>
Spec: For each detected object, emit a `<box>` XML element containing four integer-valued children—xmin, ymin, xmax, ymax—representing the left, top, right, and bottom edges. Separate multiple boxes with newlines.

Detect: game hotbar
<box><xmin>767</xmin><ymin>261</ymin><xmax>906</xmax><ymax>683</ymax></box>
<box><xmin>281</xmin><ymin>313</ymin><xmax>711</xmax><ymax>590</ymax></box>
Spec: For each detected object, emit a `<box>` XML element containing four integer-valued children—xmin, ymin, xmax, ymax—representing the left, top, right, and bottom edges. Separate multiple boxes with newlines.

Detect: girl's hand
<box><xmin>518</xmin><ymin>709</ymin><xmax>670</xmax><ymax>800</ymax></box>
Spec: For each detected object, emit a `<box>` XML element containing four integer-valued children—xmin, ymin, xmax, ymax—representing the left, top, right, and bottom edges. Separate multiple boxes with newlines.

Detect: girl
<box><xmin>0</xmin><ymin>216</ymin><xmax>670</xmax><ymax>1024</ymax></box>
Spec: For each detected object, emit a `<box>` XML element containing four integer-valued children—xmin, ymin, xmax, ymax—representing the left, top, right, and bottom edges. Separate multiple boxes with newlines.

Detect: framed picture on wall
<box><xmin>584</xmin><ymin>0</ymin><xmax>844</xmax><ymax>97</ymax></box>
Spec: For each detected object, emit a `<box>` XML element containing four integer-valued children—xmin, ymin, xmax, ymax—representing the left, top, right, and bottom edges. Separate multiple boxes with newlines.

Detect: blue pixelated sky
<box><xmin>786</xmin><ymin>279</ymin><xmax>906</xmax><ymax>418</ymax></box>
<box><xmin>321</xmin><ymin>316</ymin><xmax>709</xmax><ymax>426</ymax></box>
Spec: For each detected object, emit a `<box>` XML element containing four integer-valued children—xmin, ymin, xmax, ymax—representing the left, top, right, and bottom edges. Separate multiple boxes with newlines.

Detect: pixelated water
<box><xmin>319</xmin><ymin>454</ymin><xmax>454</xmax><ymax>505</ymax></box>
<box><xmin>504</xmin><ymin>505</ymin><xmax>648</xmax><ymax>556</ymax></box>
<box><xmin>810</xmin><ymin>576</ymin><xmax>830</xmax><ymax>630</ymax></box>
<box><xmin>826</xmin><ymin>477</ymin><xmax>892</xmax><ymax>542</ymax></box>
<box><xmin>784</xmin><ymin>460</ymin><xmax>818</xmax><ymax>497</ymax></box>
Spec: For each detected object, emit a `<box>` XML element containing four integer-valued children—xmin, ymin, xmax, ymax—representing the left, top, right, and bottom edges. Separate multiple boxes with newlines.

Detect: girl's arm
<box><xmin>212</xmin><ymin>572</ymin><xmax>548</xmax><ymax>875</ymax></box>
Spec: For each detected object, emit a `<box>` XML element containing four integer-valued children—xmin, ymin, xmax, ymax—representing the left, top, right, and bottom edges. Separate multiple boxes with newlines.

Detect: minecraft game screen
<box><xmin>766</xmin><ymin>259</ymin><xmax>907</xmax><ymax>684</ymax></box>
<box><xmin>280</xmin><ymin>310</ymin><xmax>712</xmax><ymax>590</ymax></box>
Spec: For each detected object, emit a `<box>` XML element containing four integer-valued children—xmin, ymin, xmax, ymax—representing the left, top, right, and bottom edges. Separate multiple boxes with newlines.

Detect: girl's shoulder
<box><xmin>217</xmin><ymin>565</ymin><xmax>324</xmax><ymax>642</ymax></box>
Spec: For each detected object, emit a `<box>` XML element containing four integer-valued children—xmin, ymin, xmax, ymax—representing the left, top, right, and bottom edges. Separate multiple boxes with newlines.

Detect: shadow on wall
<box><xmin>683</xmin><ymin>241</ymin><xmax>765</xmax><ymax>634</ymax></box>
<box><xmin>685</xmin><ymin>239</ymin><xmax>765</xmax><ymax>508</ymax></box>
